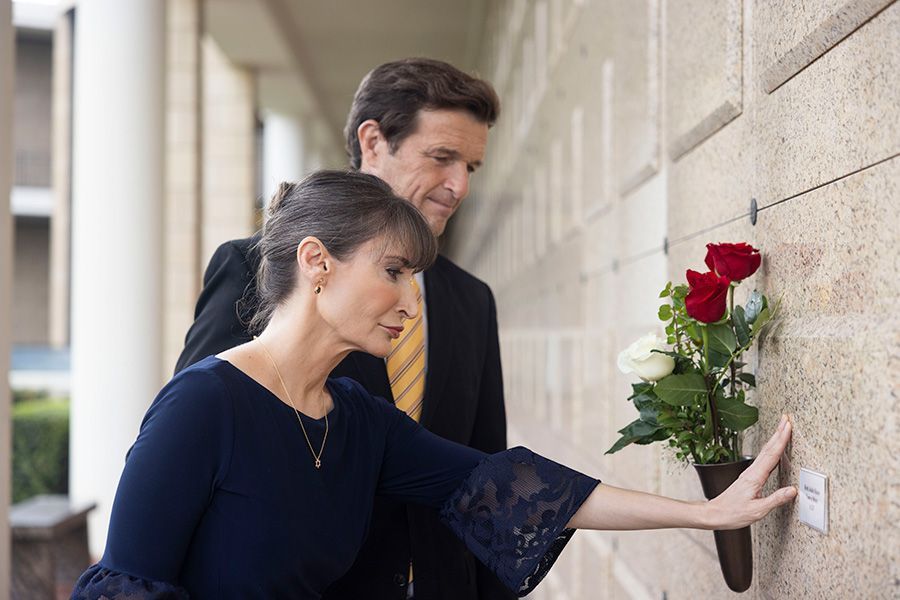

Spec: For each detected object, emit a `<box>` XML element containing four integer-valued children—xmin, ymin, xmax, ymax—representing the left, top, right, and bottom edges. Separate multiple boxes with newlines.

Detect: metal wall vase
<box><xmin>694</xmin><ymin>457</ymin><xmax>754</xmax><ymax>592</ymax></box>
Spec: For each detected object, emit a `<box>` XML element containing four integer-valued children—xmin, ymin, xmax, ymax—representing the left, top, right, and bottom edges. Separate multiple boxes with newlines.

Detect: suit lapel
<box><xmin>420</xmin><ymin>259</ymin><xmax>456</xmax><ymax>428</ymax></box>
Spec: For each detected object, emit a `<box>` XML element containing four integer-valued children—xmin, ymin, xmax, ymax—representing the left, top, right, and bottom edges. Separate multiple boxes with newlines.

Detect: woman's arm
<box><xmin>72</xmin><ymin>369</ymin><xmax>234</xmax><ymax>596</ymax></box>
<box><xmin>568</xmin><ymin>416</ymin><xmax>796</xmax><ymax>531</ymax></box>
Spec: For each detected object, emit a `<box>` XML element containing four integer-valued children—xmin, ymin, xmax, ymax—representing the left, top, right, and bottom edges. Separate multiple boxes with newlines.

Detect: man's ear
<box><xmin>357</xmin><ymin>119</ymin><xmax>386</xmax><ymax>171</ymax></box>
<box><xmin>296</xmin><ymin>236</ymin><xmax>330</xmax><ymax>284</ymax></box>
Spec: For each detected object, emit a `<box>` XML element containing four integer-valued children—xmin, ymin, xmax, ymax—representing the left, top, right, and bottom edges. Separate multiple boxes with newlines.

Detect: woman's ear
<box><xmin>296</xmin><ymin>236</ymin><xmax>330</xmax><ymax>286</ymax></box>
<box><xmin>357</xmin><ymin>119</ymin><xmax>386</xmax><ymax>171</ymax></box>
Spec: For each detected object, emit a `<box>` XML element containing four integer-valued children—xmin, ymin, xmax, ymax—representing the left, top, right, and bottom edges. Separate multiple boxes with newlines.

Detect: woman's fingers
<box><xmin>741</xmin><ymin>416</ymin><xmax>791</xmax><ymax>489</ymax></box>
<box><xmin>708</xmin><ymin>416</ymin><xmax>797</xmax><ymax>529</ymax></box>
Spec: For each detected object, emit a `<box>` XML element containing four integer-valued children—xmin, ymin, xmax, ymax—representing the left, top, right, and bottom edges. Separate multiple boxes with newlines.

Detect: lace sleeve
<box><xmin>70</xmin><ymin>564</ymin><xmax>190</xmax><ymax>600</ymax></box>
<box><xmin>439</xmin><ymin>447</ymin><xmax>600</xmax><ymax>597</ymax></box>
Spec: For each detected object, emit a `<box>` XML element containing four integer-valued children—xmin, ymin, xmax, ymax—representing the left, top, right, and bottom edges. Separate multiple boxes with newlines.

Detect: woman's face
<box><xmin>318</xmin><ymin>236</ymin><xmax>419</xmax><ymax>357</ymax></box>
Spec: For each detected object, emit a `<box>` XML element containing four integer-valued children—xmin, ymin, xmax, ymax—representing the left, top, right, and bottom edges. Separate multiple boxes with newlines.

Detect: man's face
<box><xmin>362</xmin><ymin>109</ymin><xmax>488</xmax><ymax>237</ymax></box>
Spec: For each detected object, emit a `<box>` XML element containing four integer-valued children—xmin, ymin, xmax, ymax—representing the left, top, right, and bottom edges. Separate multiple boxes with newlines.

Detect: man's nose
<box><xmin>446</xmin><ymin>162</ymin><xmax>469</xmax><ymax>200</ymax></box>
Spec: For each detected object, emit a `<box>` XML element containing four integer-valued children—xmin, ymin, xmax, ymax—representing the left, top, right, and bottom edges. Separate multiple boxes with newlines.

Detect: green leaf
<box><xmin>629</xmin><ymin>382</ymin><xmax>654</xmax><ymax>399</ymax></box>
<box><xmin>659</xmin><ymin>282</ymin><xmax>672</xmax><ymax>298</ymax></box>
<box><xmin>707</xmin><ymin>323</ymin><xmax>737</xmax><ymax>355</ymax></box>
<box><xmin>751</xmin><ymin>307</ymin><xmax>771</xmax><ymax>336</ymax></box>
<box><xmin>673</xmin><ymin>285</ymin><xmax>689</xmax><ymax>300</ymax></box>
<box><xmin>635</xmin><ymin>429</ymin><xmax>670</xmax><ymax>444</ymax></box>
<box><xmin>732</xmin><ymin>306</ymin><xmax>751</xmax><ymax>347</ymax></box>
<box><xmin>605</xmin><ymin>433</ymin><xmax>636</xmax><ymax>454</ymax></box>
<box><xmin>639</xmin><ymin>405</ymin><xmax>660</xmax><ymax>425</ymax></box>
<box><xmin>631</xmin><ymin>392</ymin><xmax>660</xmax><ymax>425</ymax></box>
<box><xmin>656</xmin><ymin>409</ymin><xmax>680</xmax><ymax>428</ymax></box>
<box><xmin>631</xmin><ymin>391</ymin><xmax>656</xmax><ymax>409</ymax></box>
<box><xmin>739</xmin><ymin>373</ymin><xmax>756</xmax><ymax>387</ymax></box>
<box><xmin>716</xmin><ymin>396</ymin><xmax>759</xmax><ymax>430</ymax></box>
<box><xmin>708</xmin><ymin>348</ymin><xmax>730</xmax><ymax>369</ymax></box>
<box><xmin>617</xmin><ymin>419</ymin><xmax>660</xmax><ymax>437</ymax></box>
<box><xmin>654</xmin><ymin>373</ymin><xmax>707</xmax><ymax>406</ymax></box>
<box><xmin>658</xmin><ymin>304</ymin><xmax>673</xmax><ymax>321</ymax></box>
<box><xmin>685</xmin><ymin>323</ymin><xmax>702</xmax><ymax>343</ymax></box>
<box><xmin>606</xmin><ymin>418</ymin><xmax>663</xmax><ymax>454</ymax></box>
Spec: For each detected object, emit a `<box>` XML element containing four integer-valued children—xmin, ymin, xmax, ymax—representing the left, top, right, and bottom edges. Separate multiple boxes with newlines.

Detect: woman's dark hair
<box><xmin>344</xmin><ymin>58</ymin><xmax>500</xmax><ymax>170</ymax></box>
<box><xmin>249</xmin><ymin>170</ymin><xmax>438</xmax><ymax>333</ymax></box>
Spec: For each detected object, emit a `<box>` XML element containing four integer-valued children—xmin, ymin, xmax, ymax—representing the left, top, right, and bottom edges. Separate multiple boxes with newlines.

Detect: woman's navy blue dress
<box><xmin>71</xmin><ymin>356</ymin><xmax>598</xmax><ymax>599</ymax></box>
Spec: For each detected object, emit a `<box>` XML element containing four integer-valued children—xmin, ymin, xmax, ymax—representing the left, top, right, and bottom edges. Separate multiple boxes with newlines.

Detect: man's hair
<box><xmin>344</xmin><ymin>58</ymin><xmax>500</xmax><ymax>169</ymax></box>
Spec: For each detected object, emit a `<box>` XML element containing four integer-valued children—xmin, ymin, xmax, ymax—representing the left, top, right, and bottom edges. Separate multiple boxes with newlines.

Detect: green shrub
<box><xmin>11</xmin><ymin>397</ymin><xmax>69</xmax><ymax>504</ymax></box>
<box><xmin>12</xmin><ymin>388</ymin><xmax>49</xmax><ymax>405</ymax></box>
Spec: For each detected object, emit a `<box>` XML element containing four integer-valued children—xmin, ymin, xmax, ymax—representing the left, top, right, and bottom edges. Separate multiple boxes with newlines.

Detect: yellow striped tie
<box><xmin>387</xmin><ymin>278</ymin><xmax>425</xmax><ymax>422</ymax></box>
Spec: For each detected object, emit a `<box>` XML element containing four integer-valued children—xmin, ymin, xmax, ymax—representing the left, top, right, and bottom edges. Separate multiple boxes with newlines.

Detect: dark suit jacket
<box><xmin>175</xmin><ymin>235</ymin><xmax>514</xmax><ymax>600</ymax></box>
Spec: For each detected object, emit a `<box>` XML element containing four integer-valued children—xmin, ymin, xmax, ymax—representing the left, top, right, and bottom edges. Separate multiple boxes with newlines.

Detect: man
<box><xmin>175</xmin><ymin>58</ymin><xmax>513</xmax><ymax>600</ymax></box>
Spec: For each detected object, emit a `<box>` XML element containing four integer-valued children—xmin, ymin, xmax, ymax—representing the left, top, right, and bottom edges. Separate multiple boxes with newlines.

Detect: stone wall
<box><xmin>448</xmin><ymin>1</ymin><xmax>899</xmax><ymax>598</ymax></box>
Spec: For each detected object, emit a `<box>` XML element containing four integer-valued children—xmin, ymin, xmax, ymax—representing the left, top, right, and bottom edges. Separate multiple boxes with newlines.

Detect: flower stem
<box><xmin>728</xmin><ymin>287</ymin><xmax>737</xmax><ymax>458</ymax></box>
<box><xmin>700</xmin><ymin>327</ymin><xmax>721</xmax><ymax>455</ymax></box>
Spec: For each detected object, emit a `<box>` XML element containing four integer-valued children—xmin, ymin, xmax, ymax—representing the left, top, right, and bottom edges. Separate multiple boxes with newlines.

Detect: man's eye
<box><xmin>433</xmin><ymin>155</ymin><xmax>451</xmax><ymax>164</ymax></box>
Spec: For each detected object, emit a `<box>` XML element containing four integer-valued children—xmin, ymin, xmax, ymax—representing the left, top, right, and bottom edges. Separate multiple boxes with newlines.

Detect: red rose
<box><xmin>704</xmin><ymin>242</ymin><xmax>761</xmax><ymax>281</ymax></box>
<box><xmin>685</xmin><ymin>270</ymin><xmax>731</xmax><ymax>323</ymax></box>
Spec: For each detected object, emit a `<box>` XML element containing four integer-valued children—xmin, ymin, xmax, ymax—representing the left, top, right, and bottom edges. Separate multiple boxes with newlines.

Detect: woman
<box><xmin>72</xmin><ymin>171</ymin><xmax>796</xmax><ymax>599</ymax></box>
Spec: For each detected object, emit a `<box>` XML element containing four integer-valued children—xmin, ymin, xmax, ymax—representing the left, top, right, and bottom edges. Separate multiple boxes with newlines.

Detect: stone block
<box><xmin>616</xmin><ymin>173</ymin><xmax>666</xmax><ymax>260</ymax></box>
<box><xmin>613</xmin><ymin>0</ymin><xmax>661</xmax><ymax>195</ymax></box>
<box><xmin>667</xmin><ymin>113</ymin><xmax>751</xmax><ymax>242</ymax></box>
<box><xmin>666</xmin><ymin>0</ymin><xmax>742</xmax><ymax>160</ymax></box>
<box><xmin>753</xmin><ymin>2</ymin><xmax>900</xmax><ymax>207</ymax></box>
<box><xmin>757</xmin><ymin>0</ymin><xmax>894</xmax><ymax>92</ymax></box>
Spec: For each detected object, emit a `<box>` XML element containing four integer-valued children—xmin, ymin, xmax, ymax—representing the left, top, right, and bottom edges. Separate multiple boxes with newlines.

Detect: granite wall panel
<box><xmin>666</xmin><ymin>0</ymin><xmax>743</xmax><ymax>160</ymax></box>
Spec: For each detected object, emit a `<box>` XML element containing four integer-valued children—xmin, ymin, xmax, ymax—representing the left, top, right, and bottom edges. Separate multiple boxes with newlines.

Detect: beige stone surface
<box><xmin>613</xmin><ymin>0</ymin><xmax>660</xmax><ymax>195</ymax></box>
<box><xmin>616</xmin><ymin>173</ymin><xmax>666</xmax><ymax>260</ymax></box>
<box><xmin>758</xmin><ymin>0</ymin><xmax>894</xmax><ymax>92</ymax></box>
<box><xmin>666</xmin><ymin>0</ymin><xmax>742</xmax><ymax>160</ymax></box>
<box><xmin>753</xmin><ymin>2</ymin><xmax>900</xmax><ymax>207</ymax></box>
<box><xmin>458</xmin><ymin>1</ymin><xmax>898</xmax><ymax>597</ymax></box>
<box><xmin>50</xmin><ymin>13</ymin><xmax>73</xmax><ymax>349</ymax></box>
<box><xmin>751</xmin><ymin>158</ymin><xmax>899</xmax><ymax>599</ymax></box>
<box><xmin>200</xmin><ymin>36</ymin><xmax>256</xmax><ymax>265</ymax></box>
<box><xmin>667</xmin><ymin>112</ymin><xmax>752</xmax><ymax>242</ymax></box>
<box><xmin>164</xmin><ymin>0</ymin><xmax>202</xmax><ymax>374</ymax></box>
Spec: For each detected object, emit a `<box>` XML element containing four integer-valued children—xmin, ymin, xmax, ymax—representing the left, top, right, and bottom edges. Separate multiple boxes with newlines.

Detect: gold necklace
<box><xmin>254</xmin><ymin>336</ymin><xmax>329</xmax><ymax>469</ymax></box>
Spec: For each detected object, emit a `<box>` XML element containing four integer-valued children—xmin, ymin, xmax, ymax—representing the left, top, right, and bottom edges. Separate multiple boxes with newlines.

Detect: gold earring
<box><xmin>314</xmin><ymin>282</ymin><xmax>323</xmax><ymax>294</ymax></box>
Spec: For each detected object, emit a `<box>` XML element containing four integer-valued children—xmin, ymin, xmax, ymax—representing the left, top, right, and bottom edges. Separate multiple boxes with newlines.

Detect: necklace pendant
<box><xmin>315</xmin><ymin>459</ymin><xmax>321</xmax><ymax>469</ymax></box>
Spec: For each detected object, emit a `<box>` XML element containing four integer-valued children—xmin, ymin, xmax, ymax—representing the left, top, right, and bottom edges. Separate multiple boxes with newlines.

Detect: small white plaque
<box><xmin>799</xmin><ymin>468</ymin><xmax>829</xmax><ymax>533</ymax></box>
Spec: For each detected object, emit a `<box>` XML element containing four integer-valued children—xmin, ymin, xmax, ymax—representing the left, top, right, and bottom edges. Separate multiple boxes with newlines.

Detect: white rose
<box><xmin>617</xmin><ymin>333</ymin><xmax>675</xmax><ymax>382</ymax></box>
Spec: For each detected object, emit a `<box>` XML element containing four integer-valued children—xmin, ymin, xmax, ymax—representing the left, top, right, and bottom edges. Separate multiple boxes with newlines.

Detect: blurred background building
<box><xmin>1</xmin><ymin>0</ymin><xmax>898</xmax><ymax>598</ymax></box>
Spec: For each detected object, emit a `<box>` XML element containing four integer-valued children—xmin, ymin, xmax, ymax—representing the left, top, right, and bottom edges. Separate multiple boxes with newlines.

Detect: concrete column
<box><xmin>49</xmin><ymin>10</ymin><xmax>72</xmax><ymax>349</ymax></box>
<box><xmin>163</xmin><ymin>0</ymin><xmax>202</xmax><ymax>376</ymax></box>
<box><xmin>1</xmin><ymin>0</ymin><xmax>14</xmax><ymax>592</ymax></box>
<box><xmin>70</xmin><ymin>0</ymin><xmax>165</xmax><ymax>555</ymax></box>
<box><xmin>262</xmin><ymin>110</ymin><xmax>306</xmax><ymax>206</ymax></box>
<box><xmin>201</xmin><ymin>35</ymin><xmax>255</xmax><ymax>267</ymax></box>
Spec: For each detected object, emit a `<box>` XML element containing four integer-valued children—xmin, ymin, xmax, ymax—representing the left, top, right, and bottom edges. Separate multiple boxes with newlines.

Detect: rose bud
<box><xmin>685</xmin><ymin>269</ymin><xmax>731</xmax><ymax>323</ymax></box>
<box><xmin>704</xmin><ymin>242</ymin><xmax>761</xmax><ymax>281</ymax></box>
